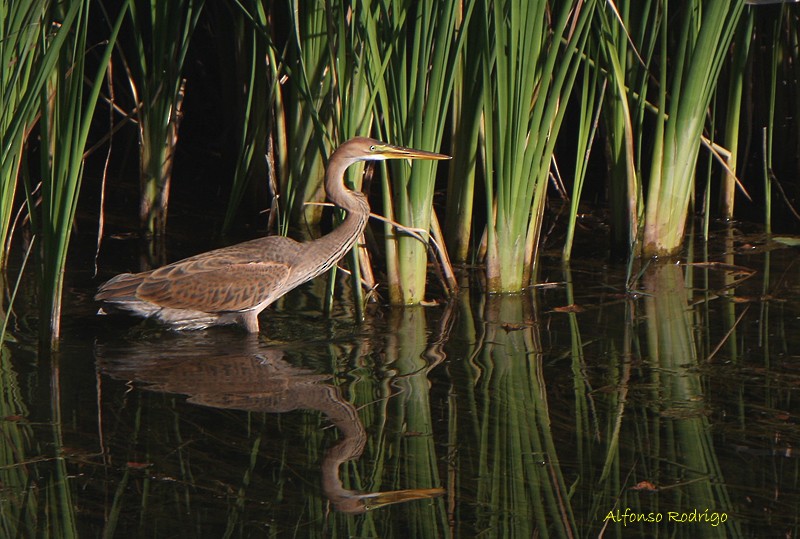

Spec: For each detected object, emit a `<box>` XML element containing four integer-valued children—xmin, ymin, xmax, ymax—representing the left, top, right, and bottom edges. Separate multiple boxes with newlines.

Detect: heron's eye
<box><xmin>369</xmin><ymin>145</ymin><xmax>376</xmax><ymax>152</ymax></box>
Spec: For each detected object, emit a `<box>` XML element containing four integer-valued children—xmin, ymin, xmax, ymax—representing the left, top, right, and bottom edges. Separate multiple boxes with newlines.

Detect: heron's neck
<box><xmin>325</xmin><ymin>156</ymin><xmax>363</xmax><ymax>212</ymax></box>
<box><xmin>291</xmin><ymin>156</ymin><xmax>370</xmax><ymax>283</ymax></box>
<box><xmin>322</xmin><ymin>154</ymin><xmax>370</xmax><ymax>251</ymax></box>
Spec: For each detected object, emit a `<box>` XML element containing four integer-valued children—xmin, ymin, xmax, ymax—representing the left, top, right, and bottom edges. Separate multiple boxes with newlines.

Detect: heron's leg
<box><xmin>239</xmin><ymin>311</ymin><xmax>260</xmax><ymax>333</ymax></box>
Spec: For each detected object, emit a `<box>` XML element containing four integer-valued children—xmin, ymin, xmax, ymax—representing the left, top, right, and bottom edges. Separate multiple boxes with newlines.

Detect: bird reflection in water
<box><xmin>98</xmin><ymin>339</ymin><xmax>444</xmax><ymax>514</ymax></box>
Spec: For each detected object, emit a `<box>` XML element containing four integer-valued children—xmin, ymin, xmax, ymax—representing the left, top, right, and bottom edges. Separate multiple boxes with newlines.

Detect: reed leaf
<box><xmin>758</xmin><ymin>5</ymin><xmax>796</xmax><ymax>233</ymax></box>
<box><xmin>482</xmin><ymin>0</ymin><xmax>597</xmax><ymax>292</ymax></box>
<box><xmin>718</xmin><ymin>11</ymin><xmax>754</xmax><ymax>219</ymax></box>
<box><xmin>0</xmin><ymin>1</ymin><xmax>44</xmax><ymax>268</ymax></box>
<box><xmin>226</xmin><ymin>0</ymin><xmax>288</xmax><ymax>234</ymax></box>
<box><xmin>36</xmin><ymin>0</ymin><xmax>129</xmax><ymax>347</ymax></box>
<box><xmin>641</xmin><ymin>1</ymin><xmax>745</xmax><ymax>256</ymax></box>
<box><xmin>563</xmin><ymin>51</ymin><xmax>604</xmax><ymax>262</ymax></box>
<box><xmin>444</xmin><ymin>2</ymin><xmax>485</xmax><ymax>265</ymax></box>
<box><xmin>222</xmin><ymin>0</ymin><xmax>272</xmax><ymax>235</ymax></box>
<box><xmin>125</xmin><ymin>0</ymin><xmax>204</xmax><ymax>243</ymax></box>
<box><xmin>596</xmin><ymin>1</ymin><xmax>655</xmax><ymax>256</ymax></box>
<box><xmin>323</xmin><ymin>0</ymin><xmax>380</xmax><ymax>318</ymax></box>
<box><xmin>598</xmin><ymin>1</ymin><xmax>746</xmax><ymax>257</ymax></box>
<box><xmin>281</xmin><ymin>0</ymin><xmax>333</xmax><ymax>230</ymax></box>
<box><xmin>366</xmin><ymin>0</ymin><xmax>469</xmax><ymax>304</ymax></box>
<box><xmin>0</xmin><ymin>0</ymin><xmax>75</xmax><ymax>268</ymax></box>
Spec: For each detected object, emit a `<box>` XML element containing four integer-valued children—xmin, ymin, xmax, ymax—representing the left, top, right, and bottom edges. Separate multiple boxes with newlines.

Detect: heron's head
<box><xmin>336</xmin><ymin>137</ymin><xmax>451</xmax><ymax>163</ymax></box>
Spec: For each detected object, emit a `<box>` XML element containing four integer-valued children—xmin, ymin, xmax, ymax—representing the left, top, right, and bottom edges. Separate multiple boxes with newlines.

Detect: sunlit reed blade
<box><xmin>639</xmin><ymin>1</ymin><xmax>745</xmax><ymax>256</ymax></box>
<box><xmin>36</xmin><ymin>0</ymin><xmax>129</xmax><ymax>348</ymax></box>
<box><xmin>124</xmin><ymin>0</ymin><xmax>204</xmax><ymax>249</ymax></box>
<box><xmin>368</xmin><ymin>1</ymin><xmax>468</xmax><ymax>304</ymax></box>
<box><xmin>718</xmin><ymin>12</ymin><xmax>754</xmax><ymax>219</ymax></box>
<box><xmin>482</xmin><ymin>0</ymin><xmax>597</xmax><ymax>292</ymax></box>
<box><xmin>221</xmin><ymin>0</ymin><xmax>271</xmax><ymax>236</ymax></box>
<box><xmin>0</xmin><ymin>1</ymin><xmax>48</xmax><ymax>270</ymax></box>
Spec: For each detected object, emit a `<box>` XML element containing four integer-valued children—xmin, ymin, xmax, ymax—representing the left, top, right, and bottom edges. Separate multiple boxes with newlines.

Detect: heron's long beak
<box><xmin>375</xmin><ymin>143</ymin><xmax>451</xmax><ymax>161</ymax></box>
<box><xmin>333</xmin><ymin>487</ymin><xmax>446</xmax><ymax>514</ymax></box>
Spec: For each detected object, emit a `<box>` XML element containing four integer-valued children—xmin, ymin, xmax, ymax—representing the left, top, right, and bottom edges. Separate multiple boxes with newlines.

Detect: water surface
<box><xmin>2</xmin><ymin>230</ymin><xmax>799</xmax><ymax>537</ymax></box>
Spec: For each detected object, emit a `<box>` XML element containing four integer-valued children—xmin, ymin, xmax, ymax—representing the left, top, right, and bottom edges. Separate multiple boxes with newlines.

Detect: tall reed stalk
<box><xmin>324</xmin><ymin>1</ymin><xmax>380</xmax><ymax>316</ymax></box>
<box><xmin>367</xmin><ymin>0</ymin><xmax>468</xmax><ymax>304</ymax></box>
<box><xmin>596</xmin><ymin>1</ymin><xmax>653</xmax><ymax>256</ymax></box>
<box><xmin>563</xmin><ymin>50</ymin><xmax>604</xmax><ymax>262</ymax></box>
<box><xmin>225</xmin><ymin>0</ymin><xmax>289</xmax><ymax>235</ymax></box>
<box><xmin>718</xmin><ymin>11</ymin><xmax>754</xmax><ymax>219</ymax></box>
<box><xmin>0</xmin><ymin>1</ymin><xmax>52</xmax><ymax>268</ymax></box>
<box><xmin>758</xmin><ymin>4</ymin><xmax>800</xmax><ymax>232</ymax></box>
<box><xmin>35</xmin><ymin>0</ymin><xmax>129</xmax><ymax>347</ymax></box>
<box><xmin>281</xmin><ymin>1</ymin><xmax>333</xmax><ymax>230</ymax></box>
<box><xmin>221</xmin><ymin>0</ymin><xmax>272</xmax><ymax>234</ymax></box>
<box><xmin>481</xmin><ymin>0</ymin><xmax>596</xmax><ymax>292</ymax></box>
<box><xmin>124</xmin><ymin>0</ymin><xmax>204</xmax><ymax>243</ymax></box>
<box><xmin>444</xmin><ymin>2</ymin><xmax>485</xmax><ymax>265</ymax></box>
<box><xmin>640</xmin><ymin>1</ymin><xmax>745</xmax><ymax>256</ymax></box>
<box><xmin>598</xmin><ymin>1</ymin><xmax>746</xmax><ymax>257</ymax></box>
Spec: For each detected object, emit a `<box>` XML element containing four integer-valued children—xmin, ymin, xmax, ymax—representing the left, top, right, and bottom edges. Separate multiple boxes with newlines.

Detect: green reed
<box><xmin>366</xmin><ymin>0</ymin><xmax>467</xmax><ymax>304</ymax></box>
<box><xmin>480</xmin><ymin>0</ymin><xmax>596</xmax><ymax>292</ymax></box>
<box><xmin>444</xmin><ymin>2</ymin><xmax>485</xmax><ymax>265</ymax></box>
<box><xmin>36</xmin><ymin>0</ymin><xmax>128</xmax><ymax>347</ymax></box>
<box><xmin>280</xmin><ymin>1</ymin><xmax>332</xmax><ymax>230</ymax></box>
<box><xmin>718</xmin><ymin>11</ymin><xmax>754</xmax><ymax>219</ymax></box>
<box><xmin>0</xmin><ymin>238</ymin><xmax>34</xmax><ymax>344</ymax></box>
<box><xmin>598</xmin><ymin>1</ymin><xmax>745</xmax><ymax>257</ymax></box>
<box><xmin>759</xmin><ymin>5</ymin><xmax>796</xmax><ymax>234</ymax></box>
<box><xmin>641</xmin><ymin>2</ymin><xmax>744</xmax><ymax>256</ymax></box>
<box><xmin>0</xmin><ymin>0</ymin><xmax>51</xmax><ymax>269</ymax></box>
<box><xmin>596</xmin><ymin>1</ymin><xmax>652</xmax><ymax>257</ymax></box>
<box><xmin>224</xmin><ymin>0</ymin><xmax>289</xmax><ymax>237</ymax></box>
<box><xmin>221</xmin><ymin>0</ymin><xmax>272</xmax><ymax>235</ymax></box>
<box><xmin>1</xmin><ymin>2</ymin><xmax>85</xmax><ymax>346</ymax></box>
<box><xmin>124</xmin><ymin>0</ymin><xmax>204</xmax><ymax>242</ymax></box>
<box><xmin>328</xmin><ymin>0</ymin><xmax>381</xmax><ymax>314</ymax></box>
<box><xmin>563</xmin><ymin>50</ymin><xmax>604</xmax><ymax>262</ymax></box>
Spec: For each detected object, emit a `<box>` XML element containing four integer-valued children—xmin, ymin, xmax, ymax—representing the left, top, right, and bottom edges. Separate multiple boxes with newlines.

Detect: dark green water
<box><xmin>1</xmin><ymin>229</ymin><xmax>799</xmax><ymax>537</ymax></box>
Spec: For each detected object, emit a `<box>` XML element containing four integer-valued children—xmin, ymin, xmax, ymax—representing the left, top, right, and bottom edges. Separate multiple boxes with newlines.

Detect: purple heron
<box><xmin>95</xmin><ymin>137</ymin><xmax>450</xmax><ymax>332</ymax></box>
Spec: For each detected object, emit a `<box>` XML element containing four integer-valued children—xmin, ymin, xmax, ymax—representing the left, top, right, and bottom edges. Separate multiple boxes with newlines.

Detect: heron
<box><xmin>95</xmin><ymin>137</ymin><xmax>451</xmax><ymax>332</ymax></box>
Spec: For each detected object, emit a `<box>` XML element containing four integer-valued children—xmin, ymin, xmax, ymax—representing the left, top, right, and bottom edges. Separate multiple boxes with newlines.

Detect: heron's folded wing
<box><xmin>137</xmin><ymin>261</ymin><xmax>291</xmax><ymax>312</ymax></box>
